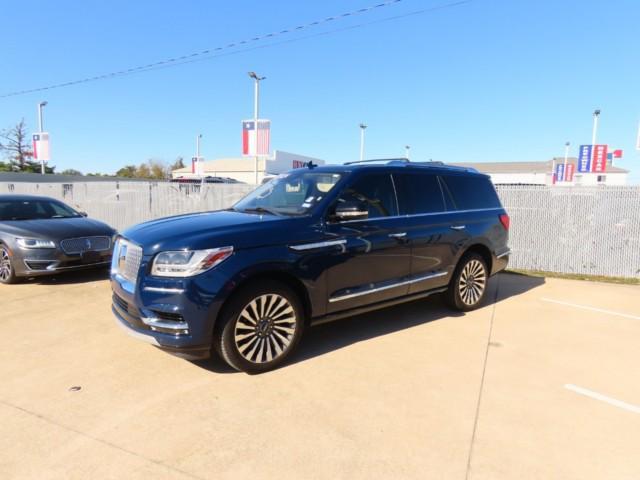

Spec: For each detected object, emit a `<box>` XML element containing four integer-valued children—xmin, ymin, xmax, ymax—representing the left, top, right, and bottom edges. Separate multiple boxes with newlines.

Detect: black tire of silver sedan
<box><xmin>0</xmin><ymin>244</ymin><xmax>19</xmax><ymax>285</ymax></box>
<box><xmin>445</xmin><ymin>253</ymin><xmax>488</xmax><ymax>311</ymax></box>
<box><xmin>215</xmin><ymin>281</ymin><xmax>305</xmax><ymax>374</ymax></box>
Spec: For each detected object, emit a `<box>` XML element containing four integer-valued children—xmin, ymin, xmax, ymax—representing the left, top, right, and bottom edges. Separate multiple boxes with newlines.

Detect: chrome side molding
<box><xmin>496</xmin><ymin>249</ymin><xmax>511</xmax><ymax>259</ymax></box>
<box><xmin>290</xmin><ymin>239</ymin><xmax>347</xmax><ymax>251</ymax></box>
<box><xmin>329</xmin><ymin>271</ymin><xmax>448</xmax><ymax>303</ymax></box>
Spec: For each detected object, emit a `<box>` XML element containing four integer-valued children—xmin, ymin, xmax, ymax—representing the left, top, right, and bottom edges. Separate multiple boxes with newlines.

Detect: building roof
<box><xmin>450</xmin><ymin>158</ymin><xmax>628</xmax><ymax>174</ymax></box>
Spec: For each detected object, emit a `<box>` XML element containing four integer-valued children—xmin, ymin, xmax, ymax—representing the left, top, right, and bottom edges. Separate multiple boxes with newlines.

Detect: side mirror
<box><xmin>334</xmin><ymin>200</ymin><xmax>368</xmax><ymax>222</ymax></box>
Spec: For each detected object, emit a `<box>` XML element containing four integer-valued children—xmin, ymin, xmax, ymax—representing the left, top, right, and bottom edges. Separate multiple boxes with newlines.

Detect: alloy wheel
<box><xmin>0</xmin><ymin>248</ymin><xmax>12</xmax><ymax>283</ymax></box>
<box><xmin>458</xmin><ymin>259</ymin><xmax>486</xmax><ymax>306</ymax></box>
<box><xmin>234</xmin><ymin>294</ymin><xmax>298</xmax><ymax>364</ymax></box>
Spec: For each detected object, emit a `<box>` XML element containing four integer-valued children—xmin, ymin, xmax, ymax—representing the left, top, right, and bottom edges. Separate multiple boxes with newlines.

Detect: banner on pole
<box><xmin>591</xmin><ymin>144</ymin><xmax>607</xmax><ymax>173</ymax></box>
<box><xmin>578</xmin><ymin>145</ymin><xmax>592</xmax><ymax>172</ymax></box>
<box><xmin>565</xmin><ymin>163</ymin><xmax>575</xmax><ymax>182</ymax></box>
<box><xmin>555</xmin><ymin>163</ymin><xmax>565</xmax><ymax>182</ymax></box>
<box><xmin>242</xmin><ymin>119</ymin><xmax>271</xmax><ymax>156</ymax></box>
<box><xmin>32</xmin><ymin>133</ymin><xmax>50</xmax><ymax>162</ymax></box>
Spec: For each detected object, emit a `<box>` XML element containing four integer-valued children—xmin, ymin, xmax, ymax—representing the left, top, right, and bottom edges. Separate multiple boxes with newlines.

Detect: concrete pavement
<box><xmin>1</xmin><ymin>271</ymin><xmax>638</xmax><ymax>479</ymax></box>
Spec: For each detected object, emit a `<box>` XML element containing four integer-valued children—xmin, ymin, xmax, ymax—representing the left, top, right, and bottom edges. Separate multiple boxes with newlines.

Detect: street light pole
<box><xmin>563</xmin><ymin>141</ymin><xmax>570</xmax><ymax>179</ymax></box>
<box><xmin>37</xmin><ymin>101</ymin><xmax>47</xmax><ymax>174</ymax></box>
<box><xmin>196</xmin><ymin>134</ymin><xmax>203</xmax><ymax>177</ymax></box>
<box><xmin>359</xmin><ymin>124</ymin><xmax>367</xmax><ymax>161</ymax></box>
<box><xmin>248</xmin><ymin>71</ymin><xmax>266</xmax><ymax>184</ymax></box>
<box><xmin>405</xmin><ymin>145</ymin><xmax>410</xmax><ymax>160</ymax></box>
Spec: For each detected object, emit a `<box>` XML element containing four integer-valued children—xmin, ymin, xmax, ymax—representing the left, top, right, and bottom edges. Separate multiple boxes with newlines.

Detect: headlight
<box><xmin>16</xmin><ymin>238</ymin><xmax>56</xmax><ymax>249</ymax></box>
<box><xmin>151</xmin><ymin>246</ymin><xmax>233</xmax><ymax>277</ymax></box>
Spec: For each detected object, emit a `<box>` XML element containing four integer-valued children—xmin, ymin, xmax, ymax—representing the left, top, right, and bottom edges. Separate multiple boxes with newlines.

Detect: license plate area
<box><xmin>81</xmin><ymin>251</ymin><xmax>101</xmax><ymax>264</ymax></box>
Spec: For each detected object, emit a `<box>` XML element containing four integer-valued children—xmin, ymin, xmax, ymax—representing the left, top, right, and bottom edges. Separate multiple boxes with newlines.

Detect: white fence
<box><xmin>496</xmin><ymin>185</ymin><xmax>640</xmax><ymax>279</ymax></box>
<box><xmin>0</xmin><ymin>181</ymin><xmax>254</xmax><ymax>232</ymax></box>
<box><xmin>1</xmin><ymin>181</ymin><xmax>639</xmax><ymax>279</ymax></box>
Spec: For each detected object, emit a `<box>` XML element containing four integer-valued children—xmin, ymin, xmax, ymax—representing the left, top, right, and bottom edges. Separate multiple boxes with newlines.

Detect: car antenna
<box><xmin>306</xmin><ymin>161</ymin><xmax>317</xmax><ymax>169</ymax></box>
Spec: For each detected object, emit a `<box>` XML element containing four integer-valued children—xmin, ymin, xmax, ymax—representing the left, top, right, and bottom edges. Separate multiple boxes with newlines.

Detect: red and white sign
<box><xmin>591</xmin><ymin>144</ymin><xmax>607</xmax><ymax>173</ymax></box>
<box><xmin>565</xmin><ymin>163</ymin><xmax>575</xmax><ymax>182</ymax></box>
<box><xmin>32</xmin><ymin>133</ymin><xmax>50</xmax><ymax>161</ymax></box>
<box><xmin>242</xmin><ymin>119</ymin><xmax>270</xmax><ymax>156</ymax></box>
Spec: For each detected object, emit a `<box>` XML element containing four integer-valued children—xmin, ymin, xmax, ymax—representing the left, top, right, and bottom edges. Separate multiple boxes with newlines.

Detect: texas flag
<box><xmin>242</xmin><ymin>119</ymin><xmax>270</xmax><ymax>156</ymax></box>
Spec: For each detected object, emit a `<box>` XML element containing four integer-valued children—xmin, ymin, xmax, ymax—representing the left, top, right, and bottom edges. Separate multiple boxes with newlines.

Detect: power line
<box><xmin>1</xmin><ymin>0</ymin><xmax>404</xmax><ymax>99</ymax></box>
<box><xmin>1</xmin><ymin>0</ymin><xmax>473</xmax><ymax>99</ymax></box>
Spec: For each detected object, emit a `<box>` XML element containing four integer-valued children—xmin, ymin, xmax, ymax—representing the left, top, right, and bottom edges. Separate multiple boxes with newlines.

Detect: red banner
<box><xmin>565</xmin><ymin>163</ymin><xmax>575</xmax><ymax>182</ymax></box>
<box><xmin>591</xmin><ymin>144</ymin><xmax>608</xmax><ymax>173</ymax></box>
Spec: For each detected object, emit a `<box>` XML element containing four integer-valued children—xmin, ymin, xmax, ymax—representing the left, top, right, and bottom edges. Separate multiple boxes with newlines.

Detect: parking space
<box><xmin>1</xmin><ymin>272</ymin><xmax>639</xmax><ymax>479</ymax></box>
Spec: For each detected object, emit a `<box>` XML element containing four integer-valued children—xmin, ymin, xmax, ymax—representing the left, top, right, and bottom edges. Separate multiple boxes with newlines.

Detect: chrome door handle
<box><xmin>450</xmin><ymin>225</ymin><xmax>466</xmax><ymax>230</ymax></box>
<box><xmin>388</xmin><ymin>232</ymin><xmax>407</xmax><ymax>238</ymax></box>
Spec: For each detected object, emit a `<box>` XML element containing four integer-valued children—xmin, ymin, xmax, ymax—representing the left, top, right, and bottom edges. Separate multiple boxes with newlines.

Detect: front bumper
<box><xmin>14</xmin><ymin>247</ymin><xmax>112</xmax><ymax>277</ymax></box>
<box><xmin>110</xmin><ymin>255</ymin><xmax>232</xmax><ymax>360</ymax></box>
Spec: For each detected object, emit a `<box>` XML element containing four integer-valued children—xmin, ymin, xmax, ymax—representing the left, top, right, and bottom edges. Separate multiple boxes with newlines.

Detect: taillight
<box><xmin>499</xmin><ymin>214</ymin><xmax>510</xmax><ymax>231</ymax></box>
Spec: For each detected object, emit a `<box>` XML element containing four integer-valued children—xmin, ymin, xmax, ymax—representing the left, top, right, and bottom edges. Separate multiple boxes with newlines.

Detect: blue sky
<box><xmin>1</xmin><ymin>0</ymin><xmax>639</xmax><ymax>182</ymax></box>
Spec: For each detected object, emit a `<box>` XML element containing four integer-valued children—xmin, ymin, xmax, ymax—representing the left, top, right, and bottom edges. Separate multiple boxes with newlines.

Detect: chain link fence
<box><xmin>496</xmin><ymin>185</ymin><xmax>640</xmax><ymax>279</ymax></box>
<box><xmin>1</xmin><ymin>181</ymin><xmax>639</xmax><ymax>279</ymax></box>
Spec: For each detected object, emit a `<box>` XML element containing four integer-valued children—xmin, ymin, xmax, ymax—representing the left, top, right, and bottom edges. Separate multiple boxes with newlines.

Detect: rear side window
<box><xmin>334</xmin><ymin>173</ymin><xmax>398</xmax><ymax>219</ymax></box>
<box><xmin>394</xmin><ymin>173</ymin><xmax>444</xmax><ymax>215</ymax></box>
<box><xmin>440</xmin><ymin>174</ymin><xmax>501</xmax><ymax>210</ymax></box>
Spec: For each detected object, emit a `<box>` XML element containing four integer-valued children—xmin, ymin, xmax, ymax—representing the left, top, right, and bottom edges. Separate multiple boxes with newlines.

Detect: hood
<box><xmin>1</xmin><ymin>217</ymin><xmax>116</xmax><ymax>241</ymax></box>
<box><xmin>122</xmin><ymin>210</ymin><xmax>312</xmax><ymax>254</ymax></box>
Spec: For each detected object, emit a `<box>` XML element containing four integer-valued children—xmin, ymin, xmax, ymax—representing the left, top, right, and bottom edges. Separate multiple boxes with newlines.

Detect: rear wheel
<box><xmin>445</xmin><ymin>253</ymin><xmax>488</xmax><ymax>311</ymax></box>
<box><xmin>214</xmin><ymin>281</ymin><xmax>305</xmax><ymax>374</ymax></box>
<box><xmin>0</xmin><ymin>244</ymin><xmax>19</xmax><ymax>285</ymax></box>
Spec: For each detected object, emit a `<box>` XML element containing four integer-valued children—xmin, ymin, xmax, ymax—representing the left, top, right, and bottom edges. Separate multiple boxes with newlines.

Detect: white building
<box><xmin>172</xmin><ymin>150</ymin><xmax>325</xmax><ymax>184</ymax></box>
<box><xmin>452</xmin><ymin>158</ymin><xmax>629</xmax><ymax>186</ymax></box>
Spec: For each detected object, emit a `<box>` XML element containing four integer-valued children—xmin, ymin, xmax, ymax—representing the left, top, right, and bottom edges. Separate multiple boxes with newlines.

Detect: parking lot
<box><xmin>1</xmin><ymin>271</ymin><xmax>639</xmax><ymax>479</ymax></box>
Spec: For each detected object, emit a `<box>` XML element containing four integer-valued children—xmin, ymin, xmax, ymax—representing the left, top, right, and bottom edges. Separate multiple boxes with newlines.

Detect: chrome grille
<box><xmin>112</xmin><ymin>239</ymin><xmax>143</xmax><ymax>284</ymax></box>
<box><xmin>60</xmin><ymin>236</ymin><xmax>111</xmax><ymax>254</ymax></box>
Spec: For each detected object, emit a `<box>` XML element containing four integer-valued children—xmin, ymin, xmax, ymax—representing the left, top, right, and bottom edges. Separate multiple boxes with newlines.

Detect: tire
<box><xmin>0</xmin><ymin>244</ymin><xmax>20</xmax><ymax>285</ymax></box>
<box><xmin>214</xmin><ymin>281</ymin><xmax>305</xmax><ymax>374</ymax></box>
<box><xmin>445</xmin><ymin>253</ymin><xmax>488</xmax><ymax>311</ymax></box>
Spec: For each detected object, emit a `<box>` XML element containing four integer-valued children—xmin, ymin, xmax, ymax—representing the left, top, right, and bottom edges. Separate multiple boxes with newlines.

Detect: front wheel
<box><xmin>445</xmin><ymin>253</ymin><xmax>488</xmax><ymax>311</ymax></box>
<box><xmin>0</xmin><ymin>244</ymin><xmax>19</xmax><ymax>285</ymax></box>
<box><xmin>214</xmin><ymin>281</ymin><xmax>305</xmax><ymax>374</ymax></box>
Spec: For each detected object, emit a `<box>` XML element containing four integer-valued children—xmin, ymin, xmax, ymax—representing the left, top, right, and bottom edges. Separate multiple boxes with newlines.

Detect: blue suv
<box><xmin>111</xmin><ymin>160</ymin><xmax>510</xmax><ymax>373</ymax></box>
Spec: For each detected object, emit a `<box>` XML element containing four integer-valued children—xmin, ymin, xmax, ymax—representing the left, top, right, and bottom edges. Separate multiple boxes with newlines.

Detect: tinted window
<box><xmin>0</xmin><ymin>199</ymin><xmax>81</xmax><ymax>221</ymax></box>
<box><xmin>234</xmin><ymin>171</ymin><xmax>342</xmax><ymax>216</ymax></box>
<box><xmin>394</xmin><ymin>173</ymin><xmax>444</xmax><ymax>215</ymax></box>
<box><xmin>439</xmin><ymin>175</ymin><xmax>501</xmax><ymax>210</ymax></box>
<box><xmin>333</xmin><ymin>173</ymin><xmax>398</xmax><ymax>219</ymax></box>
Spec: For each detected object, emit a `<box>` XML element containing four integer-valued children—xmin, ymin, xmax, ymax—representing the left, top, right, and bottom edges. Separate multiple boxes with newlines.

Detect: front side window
<box><xmin>233</xmin><ymin>171</ymin><xmax>342</xmax><ymax>216</ymax></box>
<box><xmin>0</xmin><ymin>199</ymin><xmax>81</xmax><ymax>221</ymax></box>
<box><xmin>394</xmin><ymin>173</ymin><xmax>444</xmax><ymax>215</ymax></box>
<box><xmin>331</xmin><ymin>173</ymin><xmax>398</xmax><ymax>220</ymax></box>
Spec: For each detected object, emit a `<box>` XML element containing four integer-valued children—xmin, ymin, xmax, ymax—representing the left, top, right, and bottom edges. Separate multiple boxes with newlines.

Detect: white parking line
<box><xmin>564</xmin><ymin>384</ymin><xmax>640</xmax><ymax>414</ymax></box>
<box><xmin>541</xmin><ymin>297</ymin><xmax>640</xmax><ymax>321</ymax></box>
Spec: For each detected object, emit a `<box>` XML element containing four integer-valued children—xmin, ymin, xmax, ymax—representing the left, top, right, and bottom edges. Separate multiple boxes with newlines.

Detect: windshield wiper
<box><xmin>241</xmin><ymin>207</ymin><xmax>279</xmax><ymax>216</ymax></box>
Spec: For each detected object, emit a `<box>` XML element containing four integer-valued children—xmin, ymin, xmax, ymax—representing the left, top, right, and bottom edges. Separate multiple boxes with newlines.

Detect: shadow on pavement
<box><xmin>23</xmin><ymin>267</ymin><xmax>110</xmax><ymax>285</ymax></box>
<box><xmin>195</xmin><ymin>272</ymin><xmax>546</xmax><ymax>374</ymax></box>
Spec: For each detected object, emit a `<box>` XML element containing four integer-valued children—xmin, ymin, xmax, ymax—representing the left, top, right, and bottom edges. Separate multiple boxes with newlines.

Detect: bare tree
<box><xmin>0</xmin><ymin>119</ymin><xmax>33</xmax><ymax>168</ymax></box>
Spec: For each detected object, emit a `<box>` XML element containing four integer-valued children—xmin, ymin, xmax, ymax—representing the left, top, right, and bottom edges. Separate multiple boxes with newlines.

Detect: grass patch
<box><xmin>505</xmin><ymin>269</ymin><xmax>640</xmax><ymax>285</ymax></box>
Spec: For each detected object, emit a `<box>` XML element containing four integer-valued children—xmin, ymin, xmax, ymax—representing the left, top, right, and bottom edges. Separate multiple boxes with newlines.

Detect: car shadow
<box><xmin>193</xmin><ymin>271</ymin><xmax>545</xmax><ymax>374</ymax></box>
<box><xmin>23</xmin><ymin>267</ymin><xmax>110</xmax><ymax>285</ymax></box>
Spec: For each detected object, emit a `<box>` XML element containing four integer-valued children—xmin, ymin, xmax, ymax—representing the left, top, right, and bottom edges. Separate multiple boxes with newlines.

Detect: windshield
<box><xmin>0</xmin><ymin>199</ymin><xmax>82</xmax><ymax>221</ymax></box>
<box><xmin>234</xmin><ymin>171</ymin><xmax>343</xmax><ymax>216</ymax></box>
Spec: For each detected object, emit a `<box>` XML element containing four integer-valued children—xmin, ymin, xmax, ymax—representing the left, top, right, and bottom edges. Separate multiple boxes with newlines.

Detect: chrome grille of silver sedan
<box><xmin>60</xmin><ymin>236</ymin><xmax>111</xmax><ymax>254</ymax></box>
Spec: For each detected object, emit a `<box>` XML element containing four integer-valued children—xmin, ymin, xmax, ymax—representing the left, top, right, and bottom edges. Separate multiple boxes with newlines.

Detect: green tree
<box><xmin>61</xmin><ymin>168</ymin><xmax>83</xmax><ymax>176</ymax></box>
<box><xmin>116</xmin><ymin>165</ymin><xmax>137</xmax><ymax>178</ymax></box>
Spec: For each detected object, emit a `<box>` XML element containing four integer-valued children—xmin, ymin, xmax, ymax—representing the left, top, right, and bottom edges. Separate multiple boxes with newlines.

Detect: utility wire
<box><xmin>0</xmin><ymin>0</ymin><xmax>403</xmax><ymax>98</ymax></box>
<box><xmin>0</xmin><ymin>0</ymin><xmax>472</xmax><ymax>98</ymax></box>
